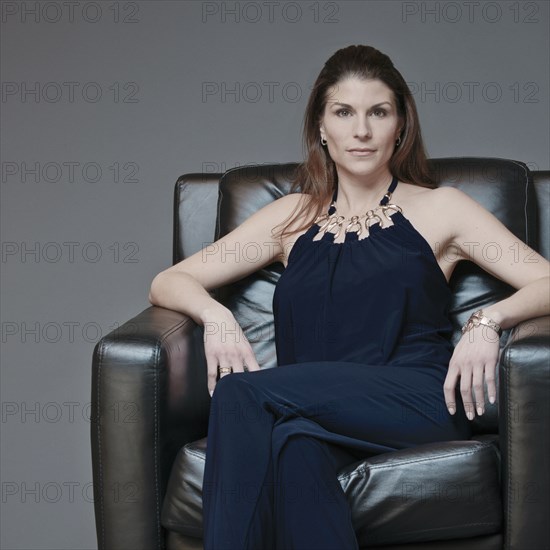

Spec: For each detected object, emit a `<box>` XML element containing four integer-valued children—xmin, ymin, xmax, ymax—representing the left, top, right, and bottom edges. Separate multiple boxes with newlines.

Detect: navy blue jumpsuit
<box><xmin>201</xmin><ymin>176</ymin><xmax>472</xmax><ymax>549</ymax></box>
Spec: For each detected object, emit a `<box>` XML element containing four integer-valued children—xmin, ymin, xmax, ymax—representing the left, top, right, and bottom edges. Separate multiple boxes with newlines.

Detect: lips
<box><xmin>348</xmin><ymin>148</ymin><xmax>376</xmax><ymax>156</ymax></box>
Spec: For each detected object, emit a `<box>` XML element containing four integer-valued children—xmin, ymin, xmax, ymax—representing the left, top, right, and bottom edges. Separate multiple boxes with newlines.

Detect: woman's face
<box><xmin>319</xmin><ymin>77</ymin><xmax>403</xmax><ymax>184</ymax></box>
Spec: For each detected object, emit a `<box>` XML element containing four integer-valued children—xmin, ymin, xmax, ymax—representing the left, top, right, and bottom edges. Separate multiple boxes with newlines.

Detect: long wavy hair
<box><xmin>273</xmin><ymin>44</ymin><xmax>435</xmax><ymax>242</ymax></box>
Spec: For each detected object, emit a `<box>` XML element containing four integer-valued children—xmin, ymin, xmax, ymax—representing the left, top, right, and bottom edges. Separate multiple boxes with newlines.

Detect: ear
<box><xmin>319</xmin><ymin>124</ymin><xmax>326</xmax><ymax>140</ymax></box>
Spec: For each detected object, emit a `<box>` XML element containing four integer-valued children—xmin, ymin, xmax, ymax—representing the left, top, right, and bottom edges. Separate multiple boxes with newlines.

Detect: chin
<box><xmin>340</xmin><ymin>164</ymin><xmax>383</xmax><ymax>179</ymax></box>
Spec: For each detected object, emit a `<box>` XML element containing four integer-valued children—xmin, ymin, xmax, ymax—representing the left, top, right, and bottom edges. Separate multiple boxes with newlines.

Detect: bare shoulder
<box><xmin>419</xmin><ymin>185</ymin><xmax>491</xmax><ymax>235</ymax></box>
<box><xmin>398</xmin><ymin>182</ymin><xmax>454</xmax><ymax>202</ymax></box>
<box><xmin>263</xmin><ymin>191</ymin><xmax>309</xmax><ymax>213</ymax></box>
<box><xmin>276</xmin><ymin>191</ymin><xmax>312</xmax><ymax>208</ymax></box>
<box><xmin>269</xmin><ymin>191</ymin><xmax>313</xmax><ymax>227</ymax></box>
<box><xmin>271</xmin><ymin>191</ymin><xmax>311</xmax><ymax>211</ymax></box>
<box><xmin>398</xmin><ymin>183</ymin><xmax>463</xmax><ymax>219</ymax></box>
<box><xmin>424</xmin><ymin>185</ymin><xmax>474</xmax><ymax>209</ymax></box>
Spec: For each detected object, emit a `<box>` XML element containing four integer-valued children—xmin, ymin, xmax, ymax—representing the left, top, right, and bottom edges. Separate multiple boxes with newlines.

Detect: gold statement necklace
<box><xmin>314</xmin><ymin>175</ymin><xmax>402</xmax><ymax>240</ymax></box>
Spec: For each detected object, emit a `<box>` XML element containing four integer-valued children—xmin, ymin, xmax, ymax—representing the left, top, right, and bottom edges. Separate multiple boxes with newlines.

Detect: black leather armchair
<box><xmin>91</xmin><ymin>158</ymin><xmax>550</xmax><ymax>550</ymax></box>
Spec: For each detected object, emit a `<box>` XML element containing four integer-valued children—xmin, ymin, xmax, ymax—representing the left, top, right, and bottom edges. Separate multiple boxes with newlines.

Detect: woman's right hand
<box><xmin>150</xmin><ymin>194</ymin><xmax>299</xmax><ymax>397</ymax></box>
<box><xmin>202</xmin><ymin>309</ymin><xmax>261</xmax><ymax>397</ymax></box>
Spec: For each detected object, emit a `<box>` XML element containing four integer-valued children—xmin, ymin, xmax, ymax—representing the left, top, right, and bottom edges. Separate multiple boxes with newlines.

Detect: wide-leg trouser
<box><xmin>201</xmin><ymin>361</ymin><xmax>471</xmax><ymax>550</ymax></box>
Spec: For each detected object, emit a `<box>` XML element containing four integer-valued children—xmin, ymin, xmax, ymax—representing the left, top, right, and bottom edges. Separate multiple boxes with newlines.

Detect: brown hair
<box><xmin>274</xmin><ymin>44</ymin><xmax>435</xmax><ymax>242</ymax></box>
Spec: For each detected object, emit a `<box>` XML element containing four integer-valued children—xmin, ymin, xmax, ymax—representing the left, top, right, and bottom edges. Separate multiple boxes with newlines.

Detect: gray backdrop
<box><xmin>1</xmin><ymin>1</ymin><xmax>549</xmax><ymax>548</ymax></box>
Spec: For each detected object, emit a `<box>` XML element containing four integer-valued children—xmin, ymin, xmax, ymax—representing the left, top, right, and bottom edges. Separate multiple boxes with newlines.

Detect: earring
<box><xmin>321</xmin><ymin>137</ymin><xmax>327</xmax><ymax>146</ymax></box>
<box><xmin>395</xmin><ymin>136</ymin><xmax>402</xmax><ymax>147</ymax></box>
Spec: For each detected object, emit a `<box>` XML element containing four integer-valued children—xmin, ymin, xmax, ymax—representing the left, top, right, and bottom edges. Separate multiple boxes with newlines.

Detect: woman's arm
<box><xmin>440</xmin><ymin>187</ymin><xmax>550</xmax><ymax>420</ymax></box>
<box><xmin>148</xmin><ymin>192</ymin><xmax>301</xmax><ymax>321</ymax></box>
<box><xmin>148</xmin><ymin>192</ymin><xmax>303</xmax><ymax>395</ymax></box>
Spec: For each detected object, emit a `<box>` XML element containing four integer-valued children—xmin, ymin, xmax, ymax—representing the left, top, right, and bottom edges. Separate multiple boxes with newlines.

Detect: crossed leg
<box><xmin>201</xmin><ymin>361</ymin><xmax>471</xmax><ymax>550</ymax></box>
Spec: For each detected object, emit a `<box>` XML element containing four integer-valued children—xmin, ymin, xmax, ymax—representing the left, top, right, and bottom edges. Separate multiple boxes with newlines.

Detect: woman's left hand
<box><xmin>443</xmin><ymin>326</ymin><xmax>500</xmax><ymax>420</ymax></box>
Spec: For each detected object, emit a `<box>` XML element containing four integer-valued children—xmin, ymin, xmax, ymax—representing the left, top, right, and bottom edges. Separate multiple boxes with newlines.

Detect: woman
<box><xmin>149</xmin><ymin>45</ymin><xmax>549</xmax><ymax>549</ymax></box>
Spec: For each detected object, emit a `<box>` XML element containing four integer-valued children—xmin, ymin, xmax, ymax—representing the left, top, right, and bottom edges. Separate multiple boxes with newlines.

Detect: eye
<box><xmin>335</xmin><ymin>108</ymin><xmax>351</xmax><ymax>117</ymax></box>
<box><xmin>371</xmin><ymin>108</ymin><xmax>387</xmax><ymax>117</ymax></box>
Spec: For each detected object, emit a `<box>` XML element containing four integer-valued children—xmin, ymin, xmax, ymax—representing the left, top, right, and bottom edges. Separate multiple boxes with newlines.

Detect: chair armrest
<box><xmin>499</xmin><ymin>315</ymin><xmax>550</xmax><ymax>550</ymax></box>
<box><xmin>90</xmin><ymin>305</ymin><xmax>210</xmax><ymax>550</ymax></box>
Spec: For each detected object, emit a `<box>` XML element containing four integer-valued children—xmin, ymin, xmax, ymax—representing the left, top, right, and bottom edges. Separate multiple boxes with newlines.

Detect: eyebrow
<box><xmin>329</xmin><ymin>101</ymin><xmax>392</xmax><ymax>109</ymax></box>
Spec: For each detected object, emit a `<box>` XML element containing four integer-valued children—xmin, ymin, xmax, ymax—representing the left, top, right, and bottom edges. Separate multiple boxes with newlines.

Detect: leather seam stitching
<box><xmin>183</xmin><ymin>444</ymin><xmax>496</xmax><ymax>487</ymax></box>
<box><xmin>183</xmin><ymin>448</ymin><xmax>206</xmax><ymax>461</ymax></box>
<box><xmin>504</xmin><ymin>341</ymin><xmax>512</xmax><ymax>549</ymax></box>
<box><xmin>96</xmin><ymin>341</ymin><xmax>105</xmax><ymax>549</ymax></box>
<box><xmin>337</xmin><ymin>445</ymin><xmax>493</xmax><ymax>481</ymax></box>
<box><xmin>173</xmin><ymin>179</ymin><xmax>182</xmax><ymax>264</ymax></box>
<box><xmin>155</xmin><ymin>317</ymin><xmax>195</xmax><ymax>343</ymax></box>
<box><xmin>153</xmin><ymin>342</ymin><xmax>161</xmax><ymax>547</ymax></box>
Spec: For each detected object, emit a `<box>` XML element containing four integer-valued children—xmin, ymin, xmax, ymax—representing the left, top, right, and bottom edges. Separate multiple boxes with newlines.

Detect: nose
<box><xmin>353</xmin><ymin>115</ymin><xmax>371</xmax><ymax>139</ymax></box>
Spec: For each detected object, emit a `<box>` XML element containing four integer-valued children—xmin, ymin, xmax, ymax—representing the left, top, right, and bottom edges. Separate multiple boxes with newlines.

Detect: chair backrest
<box><xmin>532</xmin><ymin>170</ymin><xmax>549</xmax><ymax>260</ymax></box>
<box><xmin>173</xmin><ymin>172</ymin><xmax>222</xmax><ymax>264</ymax></box>
<box><xmin>174</xmin><ymin>158</ymin><xmax>545</xmax><ymax>434</ymax></box>
<box><xmin>174</xmin><ymin>163</ymin><xmax>548</xmax><ymax>263</ymax></box>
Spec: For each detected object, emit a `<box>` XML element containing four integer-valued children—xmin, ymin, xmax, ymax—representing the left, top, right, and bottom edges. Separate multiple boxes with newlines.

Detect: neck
<box><xmin>335</xmin><ymin>173</ymin><xmax>394</xmax><ymax>214</ymax></box>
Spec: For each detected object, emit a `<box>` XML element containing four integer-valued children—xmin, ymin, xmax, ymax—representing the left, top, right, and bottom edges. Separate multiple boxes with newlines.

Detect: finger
<box><xmin>231</xmin><ymin>356</ymin><xmax>246</xmax><ymax>374</ymax></box>
<box><xmin>485</xmin><ymin>362</ymin><xmax>497</xmax><ymax>405</ymax></box>
<box><xmin>471</xmin><ymin>364</ymin><xmax>485</xmax><ymax>416</ymax></box>
<box><xmin>218</xmin><ymin>357</ymin><xmax>234</xmax><ymax>379</ymax></box>
<box><xmin>233</xmin><ymin>353</ymin><xmax>259</xmax><ymax>374</ymax></box>
<box><xmin>227</xmin><ymin>348</ymin><xmax>254</xmax><ymax>374</ymax></box>
<box><xmin>205</xmin><ymin>354</ymin><xmax>219</xmax><ymax>398</ymax></box>
<box><xmin>443</xmin><ymin>365</ymin><xmax>459</xmax><ymax>415</ymax></box>
<box><xmin>243</xmin><ymin>352</ymin><xmax>261</xmax><ymax>372</ymax></box>
<box><xmin>459</xmin><ymin>368</ymin><xmax>475</xmax><ymax>421</ymax></box>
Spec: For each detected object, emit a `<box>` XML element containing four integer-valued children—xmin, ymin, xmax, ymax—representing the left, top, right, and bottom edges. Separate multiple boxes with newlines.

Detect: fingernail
<box><xmin>477</xmin><ymin>406</ymin><xmax>483</xmax><ymax>416</ymax></box>
<box><xmin>489</xmin><ymin>395</ymin><xmax>495</xmax><ymax>404</ymax></box>
<box><xmin>448</xmin><ymin>407</ymin><xmax>455</xmax><ymax>415</ymax></box>
<box><xmin>467</xmin><ymin>411</ymin><xmax>474</xmax><ymax>420</ymax></box>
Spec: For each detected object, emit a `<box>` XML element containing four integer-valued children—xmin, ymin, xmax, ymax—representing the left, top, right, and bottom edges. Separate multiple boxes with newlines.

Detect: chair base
<box><xmin>166</xmin><ymin>530</ymin><xmax>503</xmax><ymax>550</ymax></box>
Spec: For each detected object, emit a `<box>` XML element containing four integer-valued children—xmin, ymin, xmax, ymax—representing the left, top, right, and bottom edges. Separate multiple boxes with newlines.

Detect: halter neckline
<box><xmin>327</xmin><ymin>175</ymin><xmax>399</xmax><ymax>216</ymax></box>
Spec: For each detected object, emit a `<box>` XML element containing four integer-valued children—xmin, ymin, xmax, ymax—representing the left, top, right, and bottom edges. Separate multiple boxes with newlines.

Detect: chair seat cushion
<box><xmin>161</xmin><ymin>437</ymin><xmax>502</xmax><ymax>546</ymax></box>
